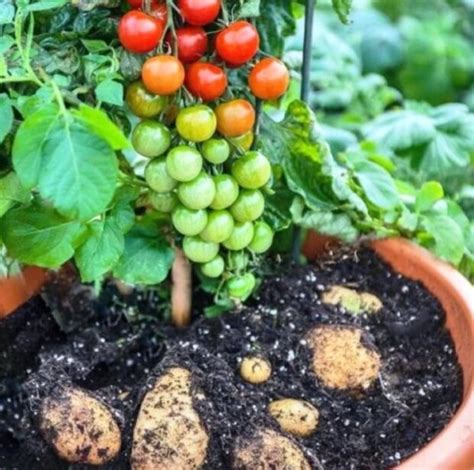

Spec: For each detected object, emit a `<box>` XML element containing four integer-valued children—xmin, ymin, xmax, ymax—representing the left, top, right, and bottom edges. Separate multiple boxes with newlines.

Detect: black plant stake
<box><xmin>292</xmin><ymin>0</ymin><xmax>316</xmax><ymax>263</ymax></box>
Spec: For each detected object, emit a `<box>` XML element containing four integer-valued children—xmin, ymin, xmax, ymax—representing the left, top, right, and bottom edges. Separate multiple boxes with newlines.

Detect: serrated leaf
<box><xmin>353</xmin><ymin>160</ymin><xmax>399</xmax><ymax>210</ymax></box>
<box><xmin>113</xmin><ymin>221</ymin><xmax>174</xmax><ymax>285</ymax></box>
<box><xmin>290</xmin><ymin>196</ymin><xmax>358</xmax><ymax>242</ymax></box>
<box><xmin>13</xmin><ymin>107</ymin><xmax>119</xmax><ymax>222</ymax></box>
<box><xmin>0</xmin><ymin>173</ymin><xmax>30</xmax><ymax>217</ymax></box>
<box><xmin>415</xmin><ymin>181</ymin><xmax>444</xmax><ymax>213</ymax></box>
<box><xmin>332</xmin><ymin>0</ymin><xmax>353</xmax><ymax>24</ymax></box>
<box><xmin>422</xmin><ymin>214</ymin><xmax>464</xmax><ymax>265</ymax></box>
<box><xmin>364</xmin><ymin>109</ymin><xmax>436</xmax><ymax>151</ymax></box>
<box><xmin>95</xmin><ymin>79</ymin><xmax>124</xmax><ymax>107</ymax></box>
<box><xmin>75</xmin><ymin>218</ymin><xmax>124</xmax><ymax>282</ymax></box>
<box><xmin>0</xmin><ymin>94</ymin><xmax>13</xmax><ymax>144</ymax></box>
<box><xmin>0</xmin><ymin>203</ymin><xmax>84</xmax><ymax>268</ymax></box>
<box><xmin>264</xmin><ymin>189</ymin><xmax>294</xmax><ymax>231</ymax></box>
<box><xmin>73</xmin><ymin>105</ymin><xmax>130</xmax><ymax>150</ymax></box>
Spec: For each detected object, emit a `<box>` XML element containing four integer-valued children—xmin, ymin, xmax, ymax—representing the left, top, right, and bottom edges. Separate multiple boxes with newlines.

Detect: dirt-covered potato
<box><xmin>268</xmin><ymin>399</ymin><xmax>319</xmax><ymax>437</ymax></box>
<box><xmin>360</xmin><ymin>292</ymin><xmax>383</xmax><ymax>313</ymax></box>
<box><xmin>233</xmin><ymin>428</ymin><xmax>311</xmax><ymax>469</ymax></box>
<box><xmin>240</xmin><ymin>356</ymin><xmax>272</xmax><ymax>384</ymax></box>
<box><xmin>131</xmin><ymin>367</ymin><xmax>208</xmax><ymax>470</ymax></box>
<box><xmin>322</xmin><ymin>286</ymin><xmax>361</xmax><ymax>313</ymax></box>
<box><xmin>322</xmin><ymin>286</ymin><xmax>383</xmax><ymax>315</ymax></box>
<box><xmin>39</xmin><ymin>387</ymin><xmax>121</xmax><ymax>465</ymax></box>
<box><xmin>307</xmin><ymin>326</ymin><xmax>381</xmax><ymax>390</ymax></box>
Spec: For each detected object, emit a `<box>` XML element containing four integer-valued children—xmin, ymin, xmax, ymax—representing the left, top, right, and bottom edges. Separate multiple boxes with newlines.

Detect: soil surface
<box><xmin>0</xmin><ymin>247</ymin><xmax>463</xmax><ymax>469</ymax></box>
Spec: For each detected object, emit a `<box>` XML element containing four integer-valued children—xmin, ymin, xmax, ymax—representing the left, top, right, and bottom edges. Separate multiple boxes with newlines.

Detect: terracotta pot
<box><xmin>0</xmin><ymin>267</ymin><xmax>47</xmax><ymax>319</ymax></box>
<box><xmin>303</xmin><ymin>236</ymin><xmax>474</xmax><ymax>470</ymax></box>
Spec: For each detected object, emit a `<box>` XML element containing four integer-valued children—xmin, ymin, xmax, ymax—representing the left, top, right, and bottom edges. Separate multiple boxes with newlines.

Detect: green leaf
<box><xmin>422</xmin><ymin>214</ymin><xmax>464</xmax><ymax>265</ymax></box>
<box><xmin>0</xmin><ymin>173</ymin><xmax>30</xmax><ymax>217</ymax></box>
<box><xmin>353</xmin><ymin>160</ymin><xmax>400</xmax><ymax>210</ymax></box>
<box><xmin>264</xmin><ymin>189</ymin><xmax>294</xmax><ymax>231</ymax></box>
<box><xmin>75</xmin><ymin>217</ymin><xmax>124</xmax><ymax>282</ymax></box>
<box><xmin>238</xmin><ymin>0</ymin><xmax>261</xmax><ymax>17</ymax></box>
<box><xmin>12</xmin><ymin>104</ymin><xmax>60</xmax><ymax>189</ymax></box>
<box><xmin>332</xmin><ymin>0</ymin><xmax>353</xmax><ymax>24</ymax></box>
<box><xmin>113</xmin><ymin>220</ymin><xmax>174</xmax><ymax>285</ymax></box>
<box><xmin>0</xmin><ymin>203</ymin><xmax>84</xmax><ymax>268</ymax></box>
<box><xmin>73</xmin><ymin>105</ymin><xmax>130</xmax><ymax>150</ymax></box>
<box><xmin>290</xmin><ymin>196</ymin><xmax>358</xmax><ymax>242</ymax></box>
<box><xmin>13</xmin><ymin>107</ymin><xmax>119</xmax><ymax>221</ymax></box>
<box><xmin>81</xmin><ymin>39</ymin><xmax>110</xmax><ymax>53</ymax></box>
<box><xmin>364</xmin><ymin>109</ymin><xmax>436</xmax><ymax>151</ymax></box>
<box><xmin>415</xmin><ymin>181</ymin><xmax>444</xmax><ymax>213</ymax></box>
<box><xmin>95</xmin><ymin>79</ymin><xmax>124</xmax><ymax>107</ymax></box>
<box><xmin>27</xmin><ymin>0</ymin><xmax>67</xmax><ymax>11</ymax></box>
<box><xmin>0</xmin><ymin>93</ymin><xmax>13</xmax><ymax>144</ymax></box>
<box><xmin>0</xmin><ymin>0</ymin><xmax>15</xmax><ymax>25</ymax></box>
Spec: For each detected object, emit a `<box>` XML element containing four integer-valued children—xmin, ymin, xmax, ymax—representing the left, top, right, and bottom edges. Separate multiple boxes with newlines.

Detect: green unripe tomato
<box><xmin>176</xmin><ymin>105</ymin><xmax>217</xmax><ymax>142</ymax></box>
<box><xmin>228</xmin><ymin>251</ymin><xmax>249</xmax><ymax>271</ymax></box>
<box><xmin>202</xmin><ymin>139</ymin><xmax>230</xmax><ymax>164</ymax></box>
<box><xmin>132</xmin><ymin>120</ymin><xmax>171</xmax><ymax>158</ymax></box>
<box><xmin>200</xmin><ymin>255</ymin><xmax>225</xmax><ymax>278</ymax></box>
<box><xmin>183</xmin><ymin>236</ymin><xmax>219</xmax><ymax>263</ymax></box>
<box><xmin>126</xmin><ymin>81</ymin><xmax>168</xmax><ymax>118</ymax></box>
<box><xmin>210</xmin><ymin>175</ymin><xmax>239</xmax><ymax>210</ymax></box>
<box><xmin>228</xmin><ymin>131</ymin><xmax>254</xmax><ymax>152</ymax></box>
<box><xmin>166</xmin><ymin>145</ymin><xmax>203</xmax><ymax>182</ymax></box>
<box><xmin>223</xmin><ymin>221</ymin><xmax>254</xmax><ymax>251</ymax></box>
<box><xmin>149</xmin><ymin>191</ymin><xmax>178</xmax><ymax>213</ymax></box>
<box><xmin>178</xmin><ymin>172</ymin><xmax>216</xmax><ymax>210</ymax></box>
<box><xmin>230</xmin><ymin>189</ymin><xmax>265</xmax><ymax>223</ymax></box>
<box><xmin>249</xmin><ymin>221</ymin><xmax>274</xmax><ymax>253</ymax></box>
<box><xmin>145</xmin><ymin>157</ymin><xmax>177</xmax><ymax>193</ymax></box>
<box><xmin>231</xmin><ymin>151</ymin><xmax>272</xmax><ymax>189</ymax></box>
<box><xmin>226</xmin><ymin>273</ymin><xmax>256</xmax><ymax>300</ymax></box>
<box><xmin>200</xmin><ymin>210</ymin><xmax>234</xmax><ymax>243</ymax></box>
<box><xmin>172</xmin><ymin>204</ymin><xmax>208</xmax><ymax>236</ymax></box>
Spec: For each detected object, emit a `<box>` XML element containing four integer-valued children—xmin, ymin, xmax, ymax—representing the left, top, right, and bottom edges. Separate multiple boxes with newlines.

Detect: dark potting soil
<box><xmin>0</xmin><ymin>247</ymin><xmax>463</xmax><ymax>470</ymax></box>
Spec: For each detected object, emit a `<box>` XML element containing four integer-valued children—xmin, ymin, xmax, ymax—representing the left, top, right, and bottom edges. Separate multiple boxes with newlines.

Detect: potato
<box><xmin>307</xmin><ymin>326</ymin><xmax>381</xmax><ymax>390</ymax></box>
<box><xmin>360</xmin><ymin>292</ymin><xmax>383</xmax><ymax>313</ymax></box>
<box><xmin>131</xmin><ymin>367</ymin><xmax>208</xmax><ymax>470</ymax></box>
<box><xmin>322</xmin><ymin>286</ymin><xmax>383</xmax><ymax>315</ymax></box>
<box><xmin>322</xmin><ymin>286</ymin><xmax>361</xmax><ymax>314</ymax></box>
<box><xmin>233</xmin><ymin>428</ymin><xmax>311</xmax><ymax>469</ymax></box>
<box><xmin>39</xmin><ymin>387</ymin><xmax>121</xmax><ymax>465</ymax></box>
<box><xmin>268</xmin><ymin>399</ymin><xmax>319</xmax><ymax>438</ymax></box>
<box><xmin>240</xmin><ymin>356</ymin><xmax>272</xmax><ymax>384</ymax></box>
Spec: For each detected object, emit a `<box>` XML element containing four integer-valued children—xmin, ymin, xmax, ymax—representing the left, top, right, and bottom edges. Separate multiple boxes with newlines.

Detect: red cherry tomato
<box><xmin>167</xmin><ymin>26</ymin><xmax>208</xmax><ymax>64</ymax></box>
<box><xmin>118</xmin><ymin>11</ymin><xmax>163</xmax><ymax>54</ymax></box>
<box><xmin>215</xmin><ymin>21</ymin><xmax>260</xmax><ymax>66</ymax></box>
<box><xmin>178</xmin><ymin>0</ymin><xmax>221</xmax><ymax>26</ymax></box>
<box><xmin>150</xmin><ymin>3</ymin><xmax>168</xmax><ymax>25</ymax></box>
<box><xmin>142</xmin><ymin>55</ymin><xmax>185</xmax><ymax>95</ymax></box>
<box><xmin>128</xmin><ymin>0</ymin><xmax>160</xmax><ymax>8</ymax></box>
<box><xmin>249</xmin><ymin>57</ymin><xmax>290</xmax><ymax>100</ymax></box>
<box><xmin>185</xmin><ymin>62</ymin><xmax>227</xmax><ymax>102</ymax></box>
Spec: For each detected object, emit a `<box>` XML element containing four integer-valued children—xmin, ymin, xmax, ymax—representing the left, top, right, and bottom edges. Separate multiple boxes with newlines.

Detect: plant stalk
<box><xmin>291</xmin><ymin>0</ymin><xmax>316</xmax><ymax>263</ymax></box>
<box><xmin>171</xmin><ymin>248</ymin><xmax>192</xmax><ymax>328</ymax></box>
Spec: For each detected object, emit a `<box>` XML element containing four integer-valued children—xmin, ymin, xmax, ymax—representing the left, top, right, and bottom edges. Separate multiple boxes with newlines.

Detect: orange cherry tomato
<box><xmin>249</xmin><ymin>57</ymin><xmax>290</xmax><ymax>100</ymax></box>
<box><xmin>185</xmin><ymin>62</ymin><xmax>227</xmax><ymax>102</ymax></box>
<box><xmin>215</xmin><ymin>99</ymin><xmax>255</xmax><ymax>137</ymax></box>
<box><xmin>142</xmin><ymin>55</ymin><xmax>185</xmax><ymax>96</ymax></box>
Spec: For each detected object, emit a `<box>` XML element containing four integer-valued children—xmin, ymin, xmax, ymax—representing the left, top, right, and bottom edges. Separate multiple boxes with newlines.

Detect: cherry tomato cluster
<box><xmin>128</xmin><ymin>96</ymin><xmax>274</xmax><ymax>298</ymax></box>
<box><xmin>119</xmin><ymin>0</ymin><xmax>290</xmax><ymax>298</ymax></box>
<box><xmin>119</xmin><ymin>0</ymin><xmax>290</xmax><ymax>102</ymax></box>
